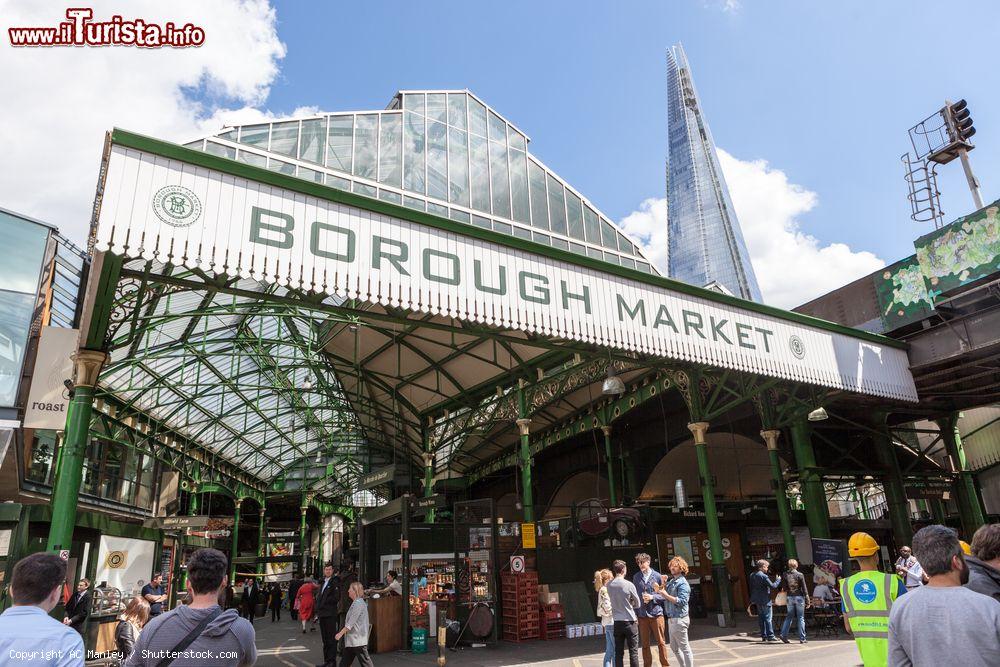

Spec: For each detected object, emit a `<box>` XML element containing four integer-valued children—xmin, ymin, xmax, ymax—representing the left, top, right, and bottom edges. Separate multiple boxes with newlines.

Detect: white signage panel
<box><xmin>95</xmin><ymin>144</ymin><xmax>918</xmax><ymax>402</ymax></box>
<box><xmin>24</xmin><ymin>327</ymin><xmax>80</xmax><ymax>429</ymax></box>
<box><xmin>96</xmin><ymin>535</ymin><xmax>156</xmax><ymax>598</ymax></box>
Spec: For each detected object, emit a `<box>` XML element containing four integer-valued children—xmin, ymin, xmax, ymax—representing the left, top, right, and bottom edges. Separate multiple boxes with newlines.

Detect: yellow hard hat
<box><xmin>848</xmin><ymin>532</ymin><xmax>880</xmax><ymax>557</ymax></box>
<box><xmin>960</xmin><ymin>540</ymin><xmax>972</xmax><ymax>556</ymax></box>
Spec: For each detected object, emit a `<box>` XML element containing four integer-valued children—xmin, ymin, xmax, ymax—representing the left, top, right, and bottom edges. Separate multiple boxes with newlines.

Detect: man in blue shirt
<box><xmin>748</xmin><ymin>559</ymin><xmax>781</xmax><ymax>642</ymax></box>
<box><xmin>141</xmin><ymin>572</ymin><xmax>167</xmax><ymax>618</ymax></box>
<box><xmin>661</xmin><ymin>557</ymin><xmax>693</xmax><ymax>667</ymax></box>
<box><xmin>0</xmin><ymin>552</ymin><xmax>84</xmax><ymax>666</ymax></box>
<box><xmin>632</xmin><ymin>552</ymin><xmax>669</xmax><ymax>667</ymax></box>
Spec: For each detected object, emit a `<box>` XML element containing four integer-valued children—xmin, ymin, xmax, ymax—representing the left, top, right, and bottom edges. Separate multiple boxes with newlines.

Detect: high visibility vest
<box><xmin>840</xmin><ymin>571</ymin><xmax>901</xmax><ymax>667</ymax></box>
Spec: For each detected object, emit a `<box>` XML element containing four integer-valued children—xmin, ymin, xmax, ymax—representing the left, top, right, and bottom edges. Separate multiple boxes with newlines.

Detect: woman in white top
<box><xmin>594</xmin><ymin>568</ymin><xmax>614</xmax><ymax>667</ymax></box>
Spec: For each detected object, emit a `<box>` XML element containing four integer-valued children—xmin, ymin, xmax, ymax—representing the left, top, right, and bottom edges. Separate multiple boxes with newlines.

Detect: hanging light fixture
<box><xmin>602</xmin><ymin>365</ymin><xmax>625</xmax><ymax>396</ymax></box>
<box><xmin>807</xmin><ymin>407</ymin><xmax>829</xmax><ymax>422</ymax></box>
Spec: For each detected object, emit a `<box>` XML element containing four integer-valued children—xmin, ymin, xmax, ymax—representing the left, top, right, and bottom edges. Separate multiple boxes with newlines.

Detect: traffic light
<box><xmin>949</xmin><ymin>99</ymin><xmax>976</xmax><ymax>142</ymax></box>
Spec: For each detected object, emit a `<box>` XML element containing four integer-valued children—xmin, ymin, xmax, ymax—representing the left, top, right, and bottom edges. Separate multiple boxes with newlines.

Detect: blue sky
<box><xmin>4</xmin><ymin>0</ymin><xmax>999</xmax><ymax>305</ymax></box>
<box><xmin>263</xmin><ymin>0</ymin><xmax>1000</xmax><ymax>263</ymax></box>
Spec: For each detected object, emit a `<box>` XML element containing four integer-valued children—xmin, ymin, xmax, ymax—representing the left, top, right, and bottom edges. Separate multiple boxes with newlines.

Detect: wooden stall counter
<box><xmin>368</xmin><ymin>594</ymin><xmax>402</xmax><ymax>654</ymax></box>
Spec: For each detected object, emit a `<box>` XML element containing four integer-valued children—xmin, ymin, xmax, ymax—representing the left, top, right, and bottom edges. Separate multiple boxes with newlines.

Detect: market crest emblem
<box><xmin>152</xmin><ymin>185</ymin><xmax>202</xmax><ymax>227</ymax></box>
<box><xmin>106</xmin><ymin>550</ymin><xmax>127</xmax><ymax>569</ymax></box>
<box><xmin>789</xmin><ymin>335</ymin><xmax>806</xmax><ymax>359</ymax></box>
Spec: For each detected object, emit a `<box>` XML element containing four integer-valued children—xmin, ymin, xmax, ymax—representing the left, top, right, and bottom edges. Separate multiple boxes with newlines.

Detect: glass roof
<box><xmin>186</xmin><ymin>90</ymin><xmax>656</xmax><ymax>274</ymax></box>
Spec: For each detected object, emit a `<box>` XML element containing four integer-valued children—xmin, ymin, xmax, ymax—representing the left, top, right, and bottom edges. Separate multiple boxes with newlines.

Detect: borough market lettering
<box><xmin>248</xmin><ymin>206</ymin><xmax>776</xmax><ymax>353</ymax></box>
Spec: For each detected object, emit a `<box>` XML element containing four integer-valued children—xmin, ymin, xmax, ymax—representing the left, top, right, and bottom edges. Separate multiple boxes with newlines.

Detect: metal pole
<box><xmin>958</xmin><ymin>149</ymin><xmax>985</xmax><ymax>210</ymax></box>
<box><xmin>872</xmin><ymin>418</ymin><xmax>913</xmax><ymax>547</ymax></box>
<box><xmin>938</xmin><ymin>413</ymin><xmax>986</xmax><ymax>536</ymax></box>
<box><xmin>688</xmin><ymin>422</ymin><xmax>733</xmax><ymax>625</ymax></box>
<box><xmin>602</xmin><ymin>426</ymin><xmax>619</xmax><ymax>507</ymax></box>
<box><xmin>423</xmin><ymin>428</ymin><xmax>435</xmax><ymax>524</ymax></box>
<box><xmin>230</xmin><ymin>499</ymin><xmax>241</xmax><ymax>583</ymax></box>
<box><xmin>300</xmin><ymin>503</ymin><xmax>309</xmax><ymax>574</ymax></box>
<box><xmin>257</xmin><ymin>505</ymin><xmax>267</xmax><ymax>575</ymax></box>
<box><xmin>761</xmin><ymin>430</ymin><xmax>797</xmax><ymax>559</ymax></box>
<box><xmin>789</xmin><ymin>420</ymin><xmax>831</xmax><ymax>539</ymax></box>
<box><xmin>46</xmin><ymin>350</ymin><xmax>106</xmax><ymax>553</ymax></box>
<box><xmin>516</xmin><ymin>383</ymin><xmax>534</xmax><ymax>523</ymax></box>
<box><xmin>401</xmin><ymin>495</ymin><xmax>411</xmax><ymax>649</ymax></box>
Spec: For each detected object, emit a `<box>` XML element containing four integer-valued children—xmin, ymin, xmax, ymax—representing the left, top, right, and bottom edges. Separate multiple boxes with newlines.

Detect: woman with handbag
<box><xmin>594</xmin><ymin>569</ymin><xmax>614</xmax><ymax>667</ymax></box>
<box><xmin>115</xmin><ymin>596</ymin><xmax>150</xmax><ymax>663</ymax></box>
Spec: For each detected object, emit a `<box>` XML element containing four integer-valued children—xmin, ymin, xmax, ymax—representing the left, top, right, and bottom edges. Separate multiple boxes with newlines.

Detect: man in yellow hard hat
<box><xmin>840</xmin><ymin>532</ymin><xmax>907</xmax><ymax>667</ymax></box>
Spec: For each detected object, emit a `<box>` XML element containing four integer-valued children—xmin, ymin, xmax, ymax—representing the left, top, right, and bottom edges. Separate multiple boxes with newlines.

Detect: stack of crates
<box><xmin>501</xmin><ymin>571</ymin><xmax>540</xmax><ymax>642</ymax></box>
<box><xmin>539</xmin><ymin>602</ymin><xmax>566</xmax><ymax>640</ymax></box>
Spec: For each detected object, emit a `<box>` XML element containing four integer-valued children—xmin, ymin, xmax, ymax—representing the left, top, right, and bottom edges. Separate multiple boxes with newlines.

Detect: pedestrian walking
<box><xmin>296</xmin><ymin>577</ymin><xmax>317</xmax><ymax>634</ymax></box>
<box><xmin>965</xmin><ymin>523</ymin><xmax>1000</xmax><ymax>602</ymax></box>
<box><xmin>289</xmin><ymin>573</ymin><xmax>304</xmax><ymax>620</ymax></box>
<box><xmin>632</xmin><ymin>552</ymin><xmax>669</xmax><ymax>666</ymax></box>
<box><xmin>888</xmin><ymin>525</ymin><xmax>1000</xmax><ymax>667</ymax></box>
<box><xmin>241</xmin><ymin>577</ymin><xmax>261</xmax><ymax>623</ymax></box>
<box><xmin>893</xmin><ymin>546</ymin><xmax>926</xmax><ymax>591</ymax></box>
<box><xmin>747</xmin><ymin>559</ymin><xmax>780</xmax><ymax>642</ymax></box>
<box><xmin>840</xmin><ymin>532</ymin><xmax>907</xmax><ymax>667</ymax></box>
<box><xmin>268</xmin><ymin>582</ymin><xmax>283</xmax><ymax>621</ymax></box>
<box><xmin>334</xmin><ymin>582</ymin><xmax>374</xmax><ymax>667</ymax></box>
<box><xmin>317</xmin><ymin>562</ymin><xmax>342</xmax><ymax>667</ymax></box>
<box><xmin>661</xmin><ymin>557</ymin><xmax>694</xmax><ymax>667</ymax></box>
<box><xmin>0</xmin><ymin>553</ymin><xmax>84</xmax><ymax>666</ymax></box>
<box><xmin>594</xmin><ymin>569</ymin><xmax>615</xmax><ymax>667</ymax></box>
<box><xmin>607</xmin><ymin>559</ymin><xmax>641</xmax><ymax>667</ymax></box>
<box><xmin>779</xmin><ymin>559</ymin><xmax>810</xmax><ymax>644</ymax></box>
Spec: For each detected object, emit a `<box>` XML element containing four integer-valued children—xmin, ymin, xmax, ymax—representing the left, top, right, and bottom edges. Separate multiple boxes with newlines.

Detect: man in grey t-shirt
<box><xmin>889</xmin><ymin>525</ymin><xmax>1000</xmax><ymax>667</ymax></box>
<box><xmin>606</xmin><ymin>559</ymin><xmax>640</xmax><ymax>667</ymax></box>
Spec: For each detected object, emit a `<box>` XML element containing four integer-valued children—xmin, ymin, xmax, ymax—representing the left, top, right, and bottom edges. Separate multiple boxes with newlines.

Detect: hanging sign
<box><xmin>358</xmin><ymin>465</ymin><xmax>397</xmax><ymax>491</ymax></box>
<box><xmin>93</xmin><ymin>134</ymin><xmax>918</xmax><ymax>402</ymax></box>
<box><xmin>412</xmin><ymin>494</ymin><xmax>446</xmax><ymax>514</ymax></box>
<box><xmin>522</xmin><ymin>522</ymin><xmax>536</xmax><ymax>549</ymax></box>
<box><xmin>23</xmin><ymin>327</ymin><xmax>80</xmax><ymax>430</ymax></box>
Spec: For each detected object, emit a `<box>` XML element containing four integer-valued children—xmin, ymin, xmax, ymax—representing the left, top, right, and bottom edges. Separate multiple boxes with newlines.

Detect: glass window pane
<box><xmin>509</xmin><ymin>149</ymin><xmax>529</xmax><ymax>224</ymax></box>
<box><xmin>601</xmin><ymin>218</ymin><xmax>618</xmax><ymax>249</ymax></box>
<box><xmin>566</xmin><ymin>191</ymin><xmax>584</xmax><ymax>241</ymax></box>
<box><xmin>620</xmin><ymin>257</ymin><xmax>636</xmax><ymax>269</ymax></box>
<box><xmin>637</xmin><ymin>261</ymin><xmax>651</xmax><ymax>274</ymax></box>
<box><xmin>448</xmin><ymin>128</ymin><xmax>470</xmax><ymax>207</ymax></box>
<box><xmin>587</xmin><ymin>247</ymin><xmax>604</xmax><ymax>260</ymax></box>
<box><xmin>547</xmin><ymin>175</ymin><xmax>567</xmax><ymax>235</ymax></box>
<box><xmin>238</xmin><ymin>150</ymin><xmax>267</xmax><ymax>168</ymax></box>
<box><xmin>327</xmin><ymin>116</ymin><xmax>354</xmax><ymax>173</ymax></box>
<box><xmin>513</xmin><ymin>226</ymin><xmax>531</xmax><ymax>240</ymax></box>
<box><xmin>450</xmin><ymin>209</ymin><xmax>471</xmax><ymax>223</ymax></box>
<box><xmin>403</xmin><ymin>93</ymin><xmax>425</xmax><ymax>115</ymax></box>
<box><xmin>404</xmin><ymin>111</ymin><xmax>426</xmax><ymax>194</ymax></box>
<box><xmin>469</xmin><ymin>97</ymin><xmax>488</xmax><ymax>137</ymax></box>
<box><xmin>204</xmin><ymin>141</ymin><xmax>236</xmax><ymax>159</ymax></box>
<box><xmin>570</xmin><ymin>242</ymin><xmax>586</xmax><ymax>256</ymax></box>
<box><xmin>551</xmin><ymin>238</ymin><xmax>569</xmax><ymax>250</ymax></box>
<box><xmin>268</xmin><ymin>158</ymin><xmax>295</xmax><ymax>175</ymax></box>
<box><xmin>617</xmin><ymin>233</ymin><xmax>632</xmax><ymax>255</ymax></box>
<box><xmin>219</xmin><ymin>129</ymin><xmax>237</xmax><ymax>142</ymax></box>
<box><xmin>270</xmin><ymin>121</ymin><xmax>298</xmax><ymax>158</ymax></box>
<box><xmin>403</xmin><ymin>196</ymin><xmax>425</xmax><ymax>211</ymax></box>
<box><xmin>489</xmin><ymin>141</ymin><xmax>511</xmax><ymax>219</ymax></box>
<box><xmin>470</xmin><ymin>134</ymin><xmax>490</xmax><ymax>213</ymax></box>
<box><xmin>428</xmin><ymin>202</ymin><xmax>449</xmax><ymax>217</ymax></box>
<box><xmin>448</xmin><ymin>93</ymin><xmax>467</xmax><ymax>130</ymax></box>
<box><xmin>298</xmin><ymin>166</ymin><xmax>324</xmax><ymax>182</ymax></box>
<box><xmin>427</xmin><ymin>120</ymin><xmax>448</xmax><ymax>200</ymax></box>
<box><xmin>379</xmin><ymin>189</ymin><xmax>401</xmax><ymax>204</ymax></box>
<box><xmin>533</xmin><ymin>231</ymin><xmax>551</xmax><ymax>245</ymax></box>
<box><xmin>488</xmin><ymin>111</ymin><xmax>506</xmax><ymax>143</ymax></box>
<box><xmin>300</xmin><ymin>118</ymin><xmax>325</xmax><ymax>164</ymax></box>
<box><xmin>353</xmin><ymin>182</ymin><xmax>377</xmax><ymax>197</ymax></box>
<box><xmin>471</xmin><ymin>214</ymin><xmax>491</xmax><ymax>229</ymax></box>
<box><xmin>426</xmin><ymin>93</ymin><xmax>447</xmax><ymax>123</ymax></box>
<box><xmin>353</xmin><ymin>114</ymin><xmax>378</xmax><ymax>179</ymax></box>
<box><xmin>528</xmin><ymin>160</ymin><xmax>548</xmax><ymax>229</ymax></box>
<box><xmin>493</xmin><ymin>221</ymin><xmax>512</xmax><ymax>235</ymax></box>
<box><xmin>326</xmin><ymin>174</ymin><xmax>351</xmax><ymax>190</ymax></box>
<box><xmin>508</xmin><ymin>128</ymin><xmax>526</xmax><ymax>151</ymax></box>
<box><xmin>240</xmin><ymin>124</ymin><xmax>269</xmax><ymax>147</ymax></box>
<box><xmin>378</xmin><ymin>113</ymin><xmax>402</xmax><ymax>187</ymax></box>
<box><xmin>584</xmin><ymin>205</ymin><xmax>601</xmax><ymax>243</ymax></box>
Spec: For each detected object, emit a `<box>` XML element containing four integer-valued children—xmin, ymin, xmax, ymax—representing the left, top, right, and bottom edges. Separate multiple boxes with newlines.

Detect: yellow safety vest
<box><xmin>840</xmin><ymin>571</ymin><xmax>901</xmax><ymax>667</ymax></box>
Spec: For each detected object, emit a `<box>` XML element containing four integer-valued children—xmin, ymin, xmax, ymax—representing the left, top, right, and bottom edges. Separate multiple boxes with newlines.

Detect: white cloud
<box><xmin>619</xmin><ymin>150</ymin><xmax>885</xmax><ymax>309</ymax></box>
<box><xmin>0</xmin><ymin>1</ymin><xmax>292</xmax><ymax>242</ymax></box>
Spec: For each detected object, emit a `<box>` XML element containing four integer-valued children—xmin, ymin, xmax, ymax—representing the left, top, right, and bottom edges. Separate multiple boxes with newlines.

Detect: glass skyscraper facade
<box><xmin>186</xmin><ymin>90</ymin><xmax>655</xmax><ymax>273</ymax></box>
<box><xmin>666</xmin><ymin>45</ymin><xmax>762</xmax><ymax>302</ymax></box>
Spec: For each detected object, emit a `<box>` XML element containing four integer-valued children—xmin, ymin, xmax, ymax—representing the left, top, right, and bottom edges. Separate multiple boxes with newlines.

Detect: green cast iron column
<box><xmin>930</xmin><ymin>498</ymin><xmax>947</xmax><ymax>523</ymax></box>
<box><xmin>937</xmin><ymin>413</ymin><xmax>986</xmax><ymax>536</ymax></box>
<box><xmin>188</xmin><ymin>490</ymin><xmax>200</xmax><ymax>515</ymax></box>
<box><xmin>789</xmin><ymin>419</ymin><xmax>831</xmax><ymax>539</ymax></box>
<box><xmin>229</xmin><ymin>499</ymin><xmax>241</xmax><ymax>583</ymax></box>
<box><xmin>623</xmin><ymin>450</ymin><xmax>638</xmax><ymax>503</ymax></box>
<box><xmin>761</xmin><ymin>430</ymin><xmax>797</xmax><ymax>559</ymax></box>
<box><xmin>47</xmin><ymin>350</ymin><xmax>107</xmax><ymax>553</ymax></box>
<box><xmin>423</xmin><ymin>428</ymin><xmax>436</xmax><ymax>524</ymax></box>
<box><xmin>516</xmin><ymin>384</ymin><xmax>535</xmax><ymax>523</ymax></box>
<box><xmin>872</xmin><ymin>418</ymin><xmax>913</xmax><ymax>547</ymax></box>
<box><xmin>602</xmin><ymin>426</ymin><xmax>619</xmax><ymax>507</ymax></box>
<box><xmin>299</xmin><ymin>502</ymin><xmax>309</xmax><ymax>573</ymax></box>
<box><xmin>689</xmin><ymin>421</ymin><xmax>733</xmax><ymax>625</ymax></box>
<box><xmin>257</xmin><ymin>505</ymin><xmax>266</xmax><ymax>575</ymax></box>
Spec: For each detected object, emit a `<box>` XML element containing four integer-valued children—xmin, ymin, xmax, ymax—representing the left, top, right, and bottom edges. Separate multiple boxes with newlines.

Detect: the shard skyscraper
<box><xmin>666</xmin><ymin>44</ymin><xmax>762</xmax><ymax>302</ymax></box>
